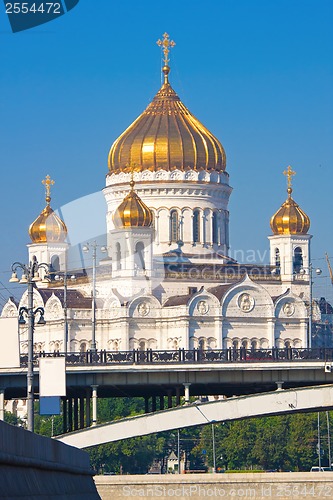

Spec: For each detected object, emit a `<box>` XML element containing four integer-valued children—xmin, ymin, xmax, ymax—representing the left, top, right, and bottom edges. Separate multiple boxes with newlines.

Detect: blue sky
<box><xmin>0</xmin><ymin>0</ymin><xmax>332</xmax><ymax>306</ymax></box>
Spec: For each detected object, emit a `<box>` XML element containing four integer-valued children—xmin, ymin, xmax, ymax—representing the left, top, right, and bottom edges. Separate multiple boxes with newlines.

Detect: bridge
<box><xmin>1</xmin><ymin>347</ymin><xmax>333</xmax><ymax>433</ymax></box>
<box><xmin>55</xmin><ymin>384</ymin><xmax>333</xmax><ymax>448</ymax></box>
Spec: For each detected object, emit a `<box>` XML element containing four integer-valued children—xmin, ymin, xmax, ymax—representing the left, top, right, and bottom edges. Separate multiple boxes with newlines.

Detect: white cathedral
<box><xmin>2</xmin><ymin>35</ymin><xmax>315</xmax><ymax>355</ymax></box>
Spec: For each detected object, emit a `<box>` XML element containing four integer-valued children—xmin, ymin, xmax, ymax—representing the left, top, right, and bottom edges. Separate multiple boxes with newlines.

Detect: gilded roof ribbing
<box><xmin>270</xmin><ymin>188</ymin><xmax>310</xmax><ymax>235</ymax></box>
<box><xmin>108</xmin><ymin>68</ymin><xmax>226</xmax><ymax>174</ymax></box>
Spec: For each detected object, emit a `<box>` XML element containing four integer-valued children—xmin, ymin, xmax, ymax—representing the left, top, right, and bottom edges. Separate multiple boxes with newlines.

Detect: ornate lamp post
<box><xmin>54</xmin><ymin>271</ymin><xmax>76</xmax><ymax>355</ymax></box>
<box><xmin>10</xmin><ymin>258</ymin><xmax>49</xmax><ymax>432</ymax></box>
<box><xmin>82</xmin><ymin>242</ymin><xmax>107</xmax><ymax>352</ymax></box>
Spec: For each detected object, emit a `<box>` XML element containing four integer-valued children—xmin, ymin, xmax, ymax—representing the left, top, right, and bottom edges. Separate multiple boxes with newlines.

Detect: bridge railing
<box><xmin>19</xmin><ymin>347</ymin><xmax>333</xmax><ymax>367</ymax></box>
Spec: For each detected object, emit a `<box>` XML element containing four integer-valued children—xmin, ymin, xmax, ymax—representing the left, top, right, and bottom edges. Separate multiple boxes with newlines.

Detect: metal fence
<box><xmin>20</xmin><ymin>347</ymin><xmax>333</xmax><ymax>367</ymax></box>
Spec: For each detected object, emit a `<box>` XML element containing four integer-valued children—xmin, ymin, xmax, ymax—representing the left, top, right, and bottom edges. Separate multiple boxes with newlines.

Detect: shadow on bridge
<box><xmin>55</xmin><ymin>384</ymin><xmax>333</xmax><ymax>449</ymax></box>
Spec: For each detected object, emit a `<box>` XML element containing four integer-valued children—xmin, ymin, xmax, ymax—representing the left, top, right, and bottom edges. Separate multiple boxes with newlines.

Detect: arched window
<box><xmin>275</xmin><ymin>248</ymin><xmax>281</xmax><ymax>275</ymax></box>
<box><xmin>170</xmin><ymin>210</ymin><xmax>179</xmax><ymax>242</ymax></box>
<box><xmin>135</xmin><ymin>241</ymin><xmax>145</xmax><ymax>270</ymax></box>
<box><xmin>54</xmin><ymin>341</ymin><xmax>60</xmax><ymax>352</ymax></box>
<box><xmin>139</xmin><ymin>340</ymin><xmax>146</xmax><ymax>351</ymax></box>
<box><xmin>193</xmin><ymin>210</ymin><xmax>200</xmax><ymax>243</ymax></box>
<box><xmin>232</xmin><ymin>340</ymin><xmax>239</xmax><ymax>350</ymax></box>
<box><xmin>242</xmin><ymin>340</ymin><xmax>248</xmax><ymax>349</ymax></box>
<box><xmin>115</xmin><ymin>242</ymin><xmax>121</xmax><ymax>270</ymax></box>
<box><xmin>198</xmin><ymin>338</ymin><xmax>205</xmax><ymax>350</ymax></box>
<box><xmin>212</xmin><ymin>212</ymin><xmax>218</xmax><ymax>244</ymax></box>
<box><xmin>172</xmin><ymin>339</ymin><xmax>178</xmax><ymax>350</ymax></box>
<box><xmin>50</xmin><ymin>255</ymin><xmax>60</xmax><ymax>272</ymax></box>
<box><xmin>285</xmin><ymin>340</ymin><xmax>291</xmax><ymax>348</ymax></box>
<box><xmin>80</xmin><ymin>342</ymin><xmax>87</xmax><ymax>353</ymax></box>
<box><xmin>293</xmin><ymin>247</ymin><xmax>303</xmax><ymax>274</ymax></box>
<box><xmin>251</xmin><ymin>340</ymin><xmax>257</xmax><ymax>350</ymax></box>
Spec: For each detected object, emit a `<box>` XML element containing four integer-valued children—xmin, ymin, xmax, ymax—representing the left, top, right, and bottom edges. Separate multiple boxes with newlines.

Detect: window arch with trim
<box><xmin>170</xmin><ymin>210</ymin><xmax>179</xmax><ymax>243</ymax></box>
<box><xmin>293</xmin><ymin>247</ymin><xmax>303</xmax><ymax>274</ymax></box>
<box><xmin>212</xmin><ymin>212</ymin><xmax>219</xmax><ymax>244</ymax></box>
<box><xmin>135</xmin><ymin>241</ymin><xmax>145</xmax><ymax>270</ymax></box>
<box><xmin>275</xmin><ymin>248</ymin><xmax>281</xmax><ymax>275</ymax></box>
<box><xmin>115</xmin><ymin>242</ymin><xmax>122</xmax><ymax>270</ymax></box>
<box><xmin>193</xmin><ymin>210</ymin><xmax>200</xmax><ymax>243</ymax></box>
<box><xmin>50</xmin><ymin>255</ymin><xmax>60</xmax><ymax>273</ymax></box>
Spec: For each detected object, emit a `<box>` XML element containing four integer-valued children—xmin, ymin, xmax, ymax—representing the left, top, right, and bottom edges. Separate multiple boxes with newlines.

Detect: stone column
<box><xmin>183</xmin><ymin>383</ymin><xmax>191</xmax><ymax>405</ymax></box>
<box><xmin>79</xmin><ymin>396</ymin><xmax>85</xmax><ymax>429</ymax></box>
<box><xmin>73</xmin><ymin>398</ymin><xmax>79</xmax><ymax>430</ymax></box>
<box><xmin>0</xmin><ymin>389</ymin><xmax>5</xmax><ymax>421</ymax></box>
<box><xmin>86</xmin><ymin>387</ymin><xmax>91</xmax><ymax>427</ymax></box>
<box><xmin>215</xmin><ymin>317</ymin><xmax>223</xmax><ymax>349</ymax></box>
<box><xmin>68</xmin><ymin>398</ymin><xmax>73</xmax><ymax>431</ymax></box>
<box><xmin>62</xmin><ymin>398</ymin><xmax>67</xmax><ymax>433</ymax></box>
<box><xmin>91</xmin><ymin>385</ymin><xmax>98</xmax><ymax>426</ymax></box>
<box><xmin>267</xmin><ymin>318</ymin><xmax>275</xmax><ymax>348</ymax></box>
<box><xmin>144</xmin><ymin>396</ymin><xmax>150</xmax><ymax>413</ymax></box>
<box><xmin>176</xmin><ymin>386</ymin><xmax>181</xmax><ymax>406</ymax></box>
<box><xmin>167</xmin><ymin>390</ymin><xmax>173</xmax><ymax>409</ymax></box>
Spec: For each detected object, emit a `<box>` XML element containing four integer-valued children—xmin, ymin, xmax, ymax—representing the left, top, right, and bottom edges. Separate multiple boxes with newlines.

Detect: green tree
<box><xmin>250</xmin><ymin>416</ymin><xmax>289</xmax><ymax>470</ymax></box>
<box><xmin>286</xmin><ymin>413</ymin><xmax>319</xmax><ymax>471</ymax></box>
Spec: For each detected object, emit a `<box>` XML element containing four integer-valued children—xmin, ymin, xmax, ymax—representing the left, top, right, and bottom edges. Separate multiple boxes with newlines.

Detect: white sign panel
<box><xmin>0</xmin><ymin>318</ymin><xmax>20</xmax><ymax>368</ymax></box>
<box><xmin>39</xmin><ymin>357</ymin><xmax>66</xmax><ymax>397</ymax></box>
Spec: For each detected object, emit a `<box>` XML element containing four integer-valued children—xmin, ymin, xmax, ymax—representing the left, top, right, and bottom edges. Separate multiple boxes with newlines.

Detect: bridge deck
<box><xmin>55</xmin><ymin>385</ymin><xmax>333</xmax><ymax>449</ymax></box>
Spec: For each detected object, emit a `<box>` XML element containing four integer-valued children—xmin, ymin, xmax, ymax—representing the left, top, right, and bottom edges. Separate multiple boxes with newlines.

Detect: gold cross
<box><xmin>283</xmin><ymin>165</ymin><xmax>296</xmax><ymax>189</ymax></box>
<box><xmin>42</xmin><ymin>174</ymin><xmax>55</xmax><ymax>203</ymax></box>
<box><xmin>157</xmin><ymin>32</ymin><xmax>176</xmax><ymax>65</ymax></box>
<box><xmin>125</xmin><ymin>163</ymin><xmax>137</xmax><ymax>189</ymax></box>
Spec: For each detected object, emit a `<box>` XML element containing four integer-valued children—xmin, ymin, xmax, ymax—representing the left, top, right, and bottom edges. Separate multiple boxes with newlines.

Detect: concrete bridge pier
<box><xmin>62</xmin><ymin>392</ymin><xmax>91</xmax><ymax>433</ymax></box>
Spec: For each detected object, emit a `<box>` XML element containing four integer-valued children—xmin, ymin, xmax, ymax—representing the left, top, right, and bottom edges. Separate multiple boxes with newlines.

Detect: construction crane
<box><xmin>325</xmin><ymin>252</ymin><xmax>333</xmax><ymax>285</ymax></box>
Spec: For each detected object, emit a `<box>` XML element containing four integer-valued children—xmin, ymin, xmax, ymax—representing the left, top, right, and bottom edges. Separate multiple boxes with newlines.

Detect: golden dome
<box><xmin>29</xmin><ymin>175</ymin><xmax>67</xmax><ymax>244</ymax></box>
<box><xmin>108</xmin><ymin>66</ymin><xmax>226</xmax><ymax>174</ymax></box>
<box><xmin>113</xmin><ymin>179</ymin><xmax>153</xmax><ymax>229</ymax></box>
<box><xmin>270</xmin><ymin>167</ymin><xmax>310</xmax><ymax>235</ymax></box>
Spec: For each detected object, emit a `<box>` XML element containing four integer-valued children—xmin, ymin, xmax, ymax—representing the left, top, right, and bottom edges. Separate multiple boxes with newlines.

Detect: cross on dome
<box><xmin>42</xmin><ymin>174</ymin><xmax>55</xmax><ymax>204</ymax></box>
<box><xmin>283</xmin><ymin>166</ymin><xmax>296</xmax><ymax>193</ymax></box>
<box><xmin>156</xmin><ymin>32</ymin><xmax>176</xmax><ymax>66</ymax></box>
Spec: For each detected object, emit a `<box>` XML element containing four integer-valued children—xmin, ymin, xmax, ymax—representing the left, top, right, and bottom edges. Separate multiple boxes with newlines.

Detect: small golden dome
<box><xmin>108</xmin><ymin>66</ymin><xmax>226</xmax><ymax>174</ymax></box>
<box><xmin>113</xmin><ymin>180</ymin><xmax>153</xmax><ymax>229</ymax></box>
<box><xmin>29</xmin><ymin>175</ymin><xmax>67</xmax><ymax>243</ymax></box>
<box><xmin>270</xmin><ymin>167</ymin><xmax>310</xmax><ymax>235</ymax></box>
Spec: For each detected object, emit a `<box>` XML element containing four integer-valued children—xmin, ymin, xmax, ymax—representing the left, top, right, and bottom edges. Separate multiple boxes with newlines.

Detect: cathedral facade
<box><xmin>2</xmin><ymin>35</ymin><xmax>313</xmax><ymax>355</ymax></box>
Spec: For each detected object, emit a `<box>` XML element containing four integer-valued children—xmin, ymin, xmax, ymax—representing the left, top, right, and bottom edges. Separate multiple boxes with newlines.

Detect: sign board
<box><xmin>39</xmin><ymin>396</ymin><xmax>61</xmax><ymax>415</ymax></box>
<box><xmin>39</xmin><ymin>357</ymin><xmax>66</xmax><ymax>397</ymax></box>
<box><xmin>0</xmin><ymin>317</ymin><xmax>20</xmax><ymax>368</ymax></box>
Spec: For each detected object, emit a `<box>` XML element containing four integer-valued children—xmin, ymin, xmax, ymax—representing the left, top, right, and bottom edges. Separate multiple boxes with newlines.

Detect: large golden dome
<box><xmin>108</xmin><ymin>64</ymin><xmax>226</xmax><ymax>174</ymax></box>
<box><xmin>29</xmin><ymin>175</ymin><xmax>67</xmax><ymax>244</ymax></box>
<box><xmin>270</xmin><ymin>167</ymin><xmax>310</xmax><ymax>235</ymax></box>
<box><xmin>113</xmin><ymin>180</ymin><xmax>153</xmax><ymax>229</ymax></box>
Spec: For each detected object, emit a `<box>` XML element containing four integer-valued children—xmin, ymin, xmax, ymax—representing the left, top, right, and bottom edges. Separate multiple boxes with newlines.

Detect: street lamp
<box><xmin>9</xmin><ymin>257</ymin><xmax>50</xmax><ymax>432</ymax></box>
<box><xmin>54</xmin><ymin>271</ymin><xmax>76</xmax><ymax>355</ymax></box>
<box><xmin>82</xmin><ymin>242</ymin><xmax>107</xmax><ymax>352</ymax></box>
<box><xmin>300</xmin><ymin>263</ymin><xmax>322</xmax><ymax>348</ymax></box>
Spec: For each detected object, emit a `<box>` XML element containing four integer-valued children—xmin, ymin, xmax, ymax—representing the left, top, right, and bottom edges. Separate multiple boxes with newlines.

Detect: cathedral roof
<box><xmin>108</xmin><ymin>34</ymin><xmax>226</xmax><ymax>176</ymax></box>
<box><xmin>29</xmin><ymin>175</ymin><xmax>67</xmax><ymax>244</ymax></box>
<box><xmin>38</xmin><ymin>288</ymin><xmax>92</xmax><ymax>309</ymax></box>
<box><xmin>270</xmin><ymin>167</ymin><xmax>310</xmax><ymax>236</ymax></box>
<box><xmin>164</xmin><ymin>284</ymin><xmax>234</xmax><ymax>307</ymax></box>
